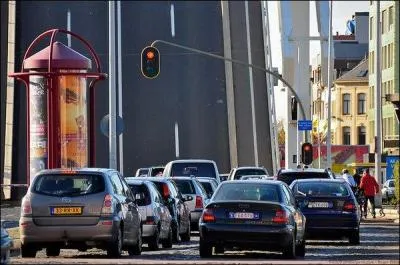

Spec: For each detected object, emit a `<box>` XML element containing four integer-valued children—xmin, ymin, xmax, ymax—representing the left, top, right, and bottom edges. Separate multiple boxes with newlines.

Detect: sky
<box><xmin>268</xmin><ymin>1</ymin><xmax>370</xmax><ymax>121</ymax></box>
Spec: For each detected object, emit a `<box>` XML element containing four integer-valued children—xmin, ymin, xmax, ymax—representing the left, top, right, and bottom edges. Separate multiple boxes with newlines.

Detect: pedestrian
<box><xmin>359</xmin><ymin>168</ymin><xmax>380</xmax><ymax>218</ymax></box>
<box><xmin>353</xmin><ymin>168</ymin><xmax>362</xmax><ymax>187</ymax></box>
<box><xmin>342</xmin><ymin>169</ymin><xmax>357</xmax><ymax>192</ymax></box>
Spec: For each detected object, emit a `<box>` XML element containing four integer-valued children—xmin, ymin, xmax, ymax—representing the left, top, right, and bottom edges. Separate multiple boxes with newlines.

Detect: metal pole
<box><xmin>245</xmin><ymin>1</ymin><xmax>259</xmax><ymax>166</ymax></box>
<box><xmin>375</xmin><ymin>1</ymin><xmax>382</xmax><ymax>184</ymax></box>
<box><xmin>108</xmin><ymin>1</ymin><xmax>117</xmax><ymax>169</ymax></box>
<box><xmin>150</xmin><ymin>40</ymin><xmax>308</xmax><ymax>136</ymax></box>
<box><xmin>117</xmin><ymin>0</ymin><xmax>123</xmax><ymax>174</ymax></box>
<box><xmin>326</xmin><ymin>0</ymin><xmax>333</xmax><ymax>169</ymax></box>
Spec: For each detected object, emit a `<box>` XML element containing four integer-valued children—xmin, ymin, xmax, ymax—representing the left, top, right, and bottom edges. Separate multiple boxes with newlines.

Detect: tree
<box><xmin>277</xmin><ymin>119</ymin><xmax>285</xmax><ymax>145</ymax></box>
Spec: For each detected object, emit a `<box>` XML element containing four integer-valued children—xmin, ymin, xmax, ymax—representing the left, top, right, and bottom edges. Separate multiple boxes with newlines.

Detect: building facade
<box><xmin>368</xmin><ymin>1</ymin><xmax>399</xmax><ymax>156</ymax></box>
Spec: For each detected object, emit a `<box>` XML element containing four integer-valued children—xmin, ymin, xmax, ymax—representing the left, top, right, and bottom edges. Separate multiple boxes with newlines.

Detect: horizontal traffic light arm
<box><xmin>149</xmin><ymin>39</ymin><xmax>308</xmax><ymax>141</ymax></box>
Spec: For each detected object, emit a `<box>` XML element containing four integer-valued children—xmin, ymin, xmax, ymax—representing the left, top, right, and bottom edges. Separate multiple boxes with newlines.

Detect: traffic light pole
<box><xmin>150</xmin><ymin>39</ymin><xmax>309</xmax><ymax>142</ymax></box>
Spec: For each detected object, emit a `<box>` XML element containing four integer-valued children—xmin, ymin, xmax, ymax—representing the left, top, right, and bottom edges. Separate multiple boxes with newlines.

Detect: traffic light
<box><xmin>141</xmin><ymin>46</ymin><xmax>160</xmax><ymax>79</ymax></box>
<box><xmin>301</xmin><ymin>142</ymin><xmax>313</xmax><ymax>165</ymax></box>
<box><xmin>291</xmin><ymin>96</ymin><xmax>297</xmax><ymax>120</ymax></box>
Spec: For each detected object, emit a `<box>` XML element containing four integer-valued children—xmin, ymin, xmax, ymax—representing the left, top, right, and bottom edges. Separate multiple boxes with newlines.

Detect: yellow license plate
<box><xmin>51</xmin><ymin>207</ymin><xmax>82</xmax><ymax>215</ymax></box>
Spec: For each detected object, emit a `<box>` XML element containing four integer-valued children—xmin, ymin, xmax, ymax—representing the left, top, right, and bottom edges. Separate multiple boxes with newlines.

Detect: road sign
<box><xmin>100</xmin><ymin>114</ymin><xmax>124</xmax><ymax>137</ymax></box>
<box><xmin>298</xmin><ymin>120</ymin><xmax>312</xmax><ymax>131</ymax></box>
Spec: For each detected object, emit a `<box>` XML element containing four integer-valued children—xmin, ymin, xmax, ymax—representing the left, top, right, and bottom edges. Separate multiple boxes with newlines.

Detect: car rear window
<box><xmin>200</xmin><ymin>182</ymin><xmax>213</xmax><ymax>195</ymax></box>
<box><xmin>128</xmin><ymin>184</ymin><xmax>151</xmax><ymax>206</ymax></box>
<box><xmin>278</xmin><ymin>172</ymin><xmax>330</xmax><ymax>185</ymax></box>
<box><xmin>213</xmin><ymin>183</ymin><xmax>280</xmax><ymax>202</ymax></box>
<box><xmin>234</xmin><ymin>169</ymin><xmax>266</xmax><ymax>180</ymax></box>
<box><xmin>150</xmin><ymin>167</ymin><xmax>164</xmax><ymax>177</ymax></box>
<box><xmin>295</xmin><ymin>182</ymin><xmax>350</xmax><ymax>197</ymax></box>
<box><xmin>33</xmin><ymin>174</ymin><xmax>105</xmax><ymax>197</ymax></box>
<box><xmin>171</xmin><ymin>163</ymin><xmax>216</xmax><ymax>179</ymax></box>
<box><xmin>173</xmin><ymin>179</ymin><xmax>195</xmax><ymax>194</ymax></box>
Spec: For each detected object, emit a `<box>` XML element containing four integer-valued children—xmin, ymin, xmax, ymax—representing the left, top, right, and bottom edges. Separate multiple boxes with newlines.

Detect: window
<box><xmin>369</xmin><ymin>16</ymin><xmax>374</xmax><ymax>40</ymax></box>
<box><xmin>343</xmin><ymin>93</ymin><xmax>351</xmax><ymax>115</ymax></box>
<box><xmin>382</xmin><ymin>10</ymin><xmax>387</xmax><ymax>34</ymax></box>
<box><xmin>110</xmin><ymin>173</ymin><xmax>124</xmax><ymax>195</ymax></box>
<box><xmin>343</xmin><ymin>127</ymin><xmax>351</xmax><ymax>145</ymax></box>
<box><xmin>358</xmin><ymin>126</ymin><xmax>366</xmax><ymax>145</ymax></box>
<box><xmin>369</xmin><ymin>86</ymin><xmax>375</xmax><ymax>108</ymax></box>
<box><xmin>357</xmin><ymin>93</ymin><xmax>366</xmax><ymax>114</ymax></box>
<box><xmin>389</xmin><ymin>6</ymin><xmax>394</xmax><ymax>30</ymax></box>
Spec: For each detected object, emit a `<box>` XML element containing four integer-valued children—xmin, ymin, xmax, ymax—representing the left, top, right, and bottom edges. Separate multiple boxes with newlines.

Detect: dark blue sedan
<box><xmin>199</xmin><ymin>180</ymin><xmax>306</xmax><ymax>259</ymax></box>
<box><xmin>289</xmin><ymin>179</ymin><xmax>361</xmax><ymax>244</ymax></box>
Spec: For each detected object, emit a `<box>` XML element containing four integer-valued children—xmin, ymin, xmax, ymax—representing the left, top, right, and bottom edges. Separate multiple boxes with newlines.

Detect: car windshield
<box><xmin>295</xmin><ymin>182</ymin><xmax>350</xmax><ymax>197</ymax></box>
<box><xmin>33</xmin><ymin>174</ymin><xmax>105</xmax><ymax>197</ymax></box>
<box><xmin>234</xmin><ymin>169</ymin><xmax>266</xmax><ymax>180</ymax></box>
<box><xmin>173</xmin><ymin>179</ymin><xmax>195</xmax><ymax>194</ymax></box>
<box><xmin>278</xmin><ymin>172</ymin><xmax>330</xmax><ymax>185</ymax></box>
<box><xmin>171</xmin><ymin>163</ymin><xmax>216</xmax><ymax>179</ymax></box>
<box><xmin>213</xmin><ymin>183</ymin><xmax>280</xmax><ymax>202</ymax></box>
<box><xmin>128</xmin><ymin>184</ymin><xmax>151</xmax><ymax>206</ymax></box>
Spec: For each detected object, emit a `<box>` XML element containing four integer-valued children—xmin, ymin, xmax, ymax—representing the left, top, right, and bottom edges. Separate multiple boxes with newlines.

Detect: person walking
<box><xmin>342</xmin><ymin>169</ymin><xmax>357</xmax><ymax>192</ymax></box>
<box><xmin>359</xmin><ymin>168</ymin><xmax>380</xmax><ymax>218</ymax></box>
<box><xmin>353</xmin><ymin>169</ymin><xmax>362</xmax><ymax>188</ymax></box>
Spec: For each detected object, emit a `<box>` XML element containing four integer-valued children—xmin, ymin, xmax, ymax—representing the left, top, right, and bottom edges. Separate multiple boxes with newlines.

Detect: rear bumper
<box><xmin>199</xmin><ymin>223</ymin><xmax>294</xmax><ymax>250</ymax></box>
<box><xmin>142</xmin><ymin>224</ymin><xmax>157</xmax><ymax>238</ymax></box>
<box><xmin>19</xmin><ymin>217</ymin><xmax>118</xmax><ymax>245</ymax></box>
<box><xmin>304</xmin><ymin>213</ymin><xmax>360</xmax><ymax>237</ymax></box>
<box><xmin>190</xmin><ymin>210</ymin><xmax>203</xmax><ymax>223</ymax></box>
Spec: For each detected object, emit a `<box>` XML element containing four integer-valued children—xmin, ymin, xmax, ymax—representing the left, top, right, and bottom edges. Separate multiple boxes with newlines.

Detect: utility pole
<box><xmin>375</xmin><ymin>1</ymin><xmax>382</xmax><ymax>184</ymax></box>
<box><xmin>326</xmin><ymin>0</ymin><xmax>333</xmax><ymax>169</ymax></box>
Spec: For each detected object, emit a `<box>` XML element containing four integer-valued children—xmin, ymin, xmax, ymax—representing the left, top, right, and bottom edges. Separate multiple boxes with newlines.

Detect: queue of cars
<box><xmin>17</xmin><ymin>159</ymin><xmax>363</xmax><ymax>260</ymax></box>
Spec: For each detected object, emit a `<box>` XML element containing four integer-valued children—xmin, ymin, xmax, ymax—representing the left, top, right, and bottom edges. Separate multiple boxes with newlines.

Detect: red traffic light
<box><xmin>146</xmin><ymin>51</ymin><xmax>155</xmax><ymax>60</ymax></box>
<box><xmin>141</xmin><ymin>46</ymin><xmax>160</xmax><ymax>79</ymax></box>
<box><xmin>301</xmin><ymin>142</ymin><xmax>313</xmax><ymax>165</ymax></box>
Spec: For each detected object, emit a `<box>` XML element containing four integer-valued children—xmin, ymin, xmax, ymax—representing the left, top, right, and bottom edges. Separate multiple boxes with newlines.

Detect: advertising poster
<box><xmin>58</xmin><ymin>70</ymin><xmax>88</xmax><ymax>168</ymax></box>
<box><xmin>386</xmin><ymin>156</ymin><xmax>400</xmax><ymax>180</ymax></box>
<box><xmin>29</xmin><ymin>75</ymin><xmax>48</xmax><ymax>184</ymax></box>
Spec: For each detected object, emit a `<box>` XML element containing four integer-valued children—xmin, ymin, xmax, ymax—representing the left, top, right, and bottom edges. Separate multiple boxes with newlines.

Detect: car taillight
<box><xmin>272</xmin><ymin>209</ymin><xmax>289</xmax><ymax>224</ymax></box>
<box><xmin>21</xmin><ymin>197</ymin><xmax>32</xmax><ymax>216</ymax></box>
<box><xmin>343</xmin><ymin>201</ymin><xmax>356</xmax><ymax>212</ymax></box>
<box><xmin>101</xmin><ymin>194</ymin><xmax>114</xmax><ymax>215</ymax></box>
<box><xmin>162</xmin><ymin>184</ymin><xmax>170</xmax><ymax>198</ymax></box>
<box><xmin>202</xmin><ymin>209</ymin><xmax>215</xmax><ymax>223</ymax></box>
<box><xmin>195</xmin><ymin>196</ymin><xmax>203</xmax><ymax>209</ymax></box>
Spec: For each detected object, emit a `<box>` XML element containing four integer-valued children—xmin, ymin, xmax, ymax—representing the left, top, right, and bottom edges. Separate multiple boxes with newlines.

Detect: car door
<box><xmin>120</xmin><ymin>175</ymin><xmax>141</xmax><ymax>244</ymax></box>
<box><xmin>282</xmin><ymin>184</ymin><xmax>305</xmax><ymax>241</ymax></box>
<box><xmin>150</xmin><ymin>184</ymin><xmax>170</xmax><ymax>237</ymax></box>
<box><xmin>169</xmin><ymin>181</ymin><xmax>190</xmax><ymax>233</ymax></box>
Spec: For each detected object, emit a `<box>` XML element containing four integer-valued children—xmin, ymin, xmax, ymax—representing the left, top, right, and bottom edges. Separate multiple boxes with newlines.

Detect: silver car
<box><xmin>197</xmin><ymin>178</ymin><xmax>219</xmax><ymax>199</ymax></box>
<box><xmin>126</xmin><ymin>179</ymin><xmax>173</xmax><ymax>250</ymax></box>
<box><xmin>382</xmin><ymin>179</ymin><xmax>395</xmax><ymax>201</ymax></box>
<box><xmin>170</xmin><ymin>177</ymin><xmax>208</xmax><ymax>230</ymax></box>
<box><xmin>19</xmin><ymin>168</ymin><xmax>142</xmax><ymax>258</ymax></box>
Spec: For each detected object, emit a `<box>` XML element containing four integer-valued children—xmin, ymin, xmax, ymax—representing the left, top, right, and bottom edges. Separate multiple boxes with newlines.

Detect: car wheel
<box><xmin>295</xmin><ymin>240</ymin><xmax>306</xmax><ymax>257</ymax></box>
<box><xmin>180</xmin><ymin>222</ymin><xmax>191</xmax><ymax>242</ymax></box>
<box><xmin>172</xmin><ymin>220</ymin><xmax>180</xmax><ymax>243</ymax></box>
<box><xmin>128</xmin><ymin>228</ymin><xmax>142</xmax><ymax>255</ymax></box>
<box><xmin>148</xmin><ymin>226</ymin><xmax>160</xmax><ymax>250</ymax></box>
<box><xmin>162</xmin><ymin>226</ymin><xmax>173</xmax><ymax>249</ymax></box>
<box><xmin>199</xmin><ymin>238</ymin><xmax>212</xmax><ymax>258</ymax></box>
<box><xmin>282</xmin><ymin>234</ymin><xmax>296</xmax><ymax>259</ymax></box>
<box><xmin>46</xmin><ymin>247</ymin><xmax>60</xmax><ymax>257</ymax></box>
<box><xmin>349</xmin><ymin>230</ymin><xmax>360</xmax><ymax>245</ymax></box>
<box><xmin>107</xmin><ymin>226</ymin><xmax>123</xmax><ymax>258</ymax></box>
<box><xmin>21</xmin><ymin>243</ymin><xmax>37</xmax><ymax>258</ymax></box>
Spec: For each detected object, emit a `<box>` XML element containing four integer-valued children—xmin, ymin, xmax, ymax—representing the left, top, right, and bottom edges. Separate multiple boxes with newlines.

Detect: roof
<box><xmin>335</xmin><ymin>58</ymin><xmax>368</xmax><ymax>82</ymax></box>
<box><xmin>279</xmin><ymin>168</ymin><xmax>327</xmax><ymax>174</ymax></box>
<box><xmin>36</xmin><ymin>168</ymin><xmax>114</xmax><ymax>175</ymax></box>
<box><xmin>292</xmin><ymin>178</ymin><xmax>346</xmax><ymax>183</ymax></box>
<box><xmin>167</xmin><ymin>159</ymin><xmax>216</xmax><ymax>163</ymax></box>
<box><xmin>334</xmin><ymin>43</ymin><xmax>368</xmax><ymax>60</ymax></box>
<box><xmin>221</xmin><ymin>180</ymin><xmax>282</xmax><ymax>185</ymax></box>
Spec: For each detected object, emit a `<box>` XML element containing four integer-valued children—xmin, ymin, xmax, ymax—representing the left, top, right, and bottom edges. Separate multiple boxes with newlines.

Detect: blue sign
<box><xmin>298</xmin><ymin>120</ymin><xmax>312</xmax><ymax>131</ymax></box>
<box><xmin>386</xmin><ymin>155</ymin><xmax>400</xmax><ymax>180</ymax></box>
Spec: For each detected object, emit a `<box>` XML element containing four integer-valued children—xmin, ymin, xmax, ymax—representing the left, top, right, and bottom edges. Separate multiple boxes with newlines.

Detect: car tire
<box><xmin>46</xmin><ymin>247</ymin><xmax>60</xmax><ymax>257</ymax></box>
<box><xmin>172</xmin><ymin>220</ymin><xmax>180</xmax><ymax>243</ymax></box>
<box><xmin>180</xmin><ymin>222</ymin><xmax>191</xmax><ymax>242</ymax></box>
<box><xmin>162</xmin><ymin>226</ymin><xmax>173</xmax><ymax>249</ymax></box>
<box><xmin>148</xmin><ymin>226</ymin><xmax>160</xmax><ymax>250</ymax></box>
<box><xmin>349</xmin><ymin>230</ymin><xmax>360</xmax><ymax>245</ymax></box>
<box><xmin>282</xmin><ymin>234</ymin><xmax>296</xmax><ymax>259</ymax></box>
<box><xmin>21</xmin><ymin>243</ymin><xmax>37</xmax><ymax>258</ymax></box>
<box><xmin>128</xmin><ymin>228</ymin><xmax>142</xmax><ymax>255</ymax></box>
<box><xmin>295</xmin><ymin>240</ymin><xmax>306</xmax><ymax>257</ymax></box>
<box><xmin>107</xmin><ymin>226</ymin><xmax>123</xmax><ymax>258</ymax></box>
<box><xmin>199</xmin><ymin>238</ymin><xmax>212</xmax><ymax>258</ymax></box>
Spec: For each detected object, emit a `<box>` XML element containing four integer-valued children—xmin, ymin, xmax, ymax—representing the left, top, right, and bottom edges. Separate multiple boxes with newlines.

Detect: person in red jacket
<box><xmin>359</xmin><ymin>168</ymin><xmax>380</xmax><ymax>218</ymax></box>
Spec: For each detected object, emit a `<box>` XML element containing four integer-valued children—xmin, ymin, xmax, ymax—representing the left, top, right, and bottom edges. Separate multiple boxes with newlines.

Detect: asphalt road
<box><xmin>8</xmin><ymin>221</ymin><xmax>400</xmax><ymax>264</ymax></box>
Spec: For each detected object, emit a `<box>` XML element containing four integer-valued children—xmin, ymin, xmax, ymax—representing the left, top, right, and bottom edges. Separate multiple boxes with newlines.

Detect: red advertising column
<box><xmin>9</xmin><ymin>29</ymin><xmax>107</xmax><ymax>185</ymax></box>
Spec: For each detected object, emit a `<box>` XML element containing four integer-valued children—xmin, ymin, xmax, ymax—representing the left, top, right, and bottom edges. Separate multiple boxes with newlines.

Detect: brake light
<box><xmin>145</xmin><ymin>216</ymin><xmax>155</xmax><ymax>225</ymax></box>
<box><xmin>21</xmin><ymin>197</ymin><xmax>32</xmax><ymax>216</ymax></box>
<box><xmin>195</xmin><ymin>196</ymin><xmax>203</xmax><ymax>209</ymax></box>
<box><xmin>272</xmin><ymin>209</ymin><xmax>289</xmax><ymax>224</ymax></box>
<box><xmin>343</xmin><ymin>201</ymin><xmax>356</xmax><ymax>212</ymax></box>
<box><xmin>101</xmin><ymin>194</ymin><xmax>113</xmax><ymax>215</ymax></box>
<box><xmin>202</xmin><ymin>209</ymin><xmax>215</xmax><ymax>223</ymax></box>
<box><xmin>162</xmin><ymin>184</ymin><xmax>170</xmax><ymax>198</ymax></box>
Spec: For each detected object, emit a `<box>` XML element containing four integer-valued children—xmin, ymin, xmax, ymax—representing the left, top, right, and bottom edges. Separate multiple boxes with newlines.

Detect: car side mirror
<box><xmin>183</xmin><ymin>195</ymin><xmax>193</xmax><ymax>202</ymax></box>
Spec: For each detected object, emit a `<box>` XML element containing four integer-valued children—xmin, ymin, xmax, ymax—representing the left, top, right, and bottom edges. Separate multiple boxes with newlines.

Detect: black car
<box><xmin>135</xmin><ymin>177</ymin><xmax>191</xmax><ymax>243</ymax></box>
<box><xmin>276</xmin><ymin>168</ymin><xmax>333</xmax><ymax>186</ymax></box>
<box><xmin>199</xmin><ymin>180</ymin><xmax>306</xmax><ymax>259</ymax></box>
<box><xmin>290</xmin><ymin>178</ymin><xmax>361</xmax><ymax>244</ymax></box>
